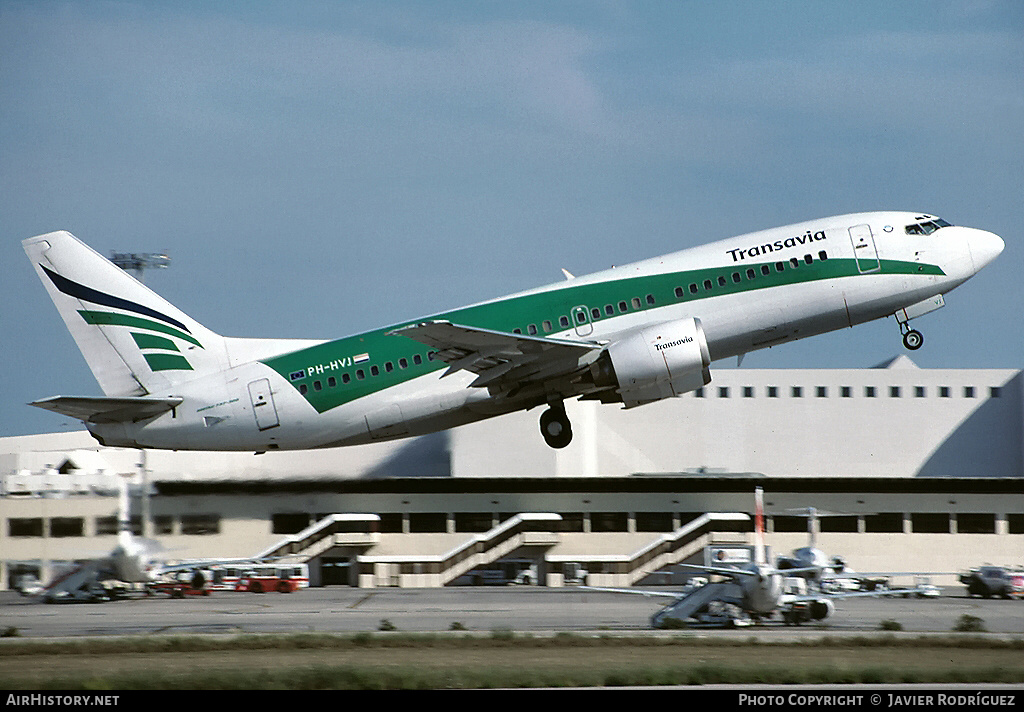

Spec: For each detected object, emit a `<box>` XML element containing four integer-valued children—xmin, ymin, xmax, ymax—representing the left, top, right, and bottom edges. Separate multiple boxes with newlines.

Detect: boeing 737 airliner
<box><xmin>24</xmin><ymin>212</ymin><xmax>1003</xmax><ymax>451</ymax></box>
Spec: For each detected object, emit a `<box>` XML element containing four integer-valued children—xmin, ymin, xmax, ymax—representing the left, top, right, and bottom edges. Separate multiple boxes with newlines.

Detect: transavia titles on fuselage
<box><xmin>24</xmin><ymin>212</ymin><xmax>1003</xmax><ymax>451</ymax></box>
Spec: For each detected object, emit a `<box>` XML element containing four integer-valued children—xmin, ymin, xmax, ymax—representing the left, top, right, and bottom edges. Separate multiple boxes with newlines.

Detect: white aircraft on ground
<box><xmin>35</xmin><ymin>476</ymin><xmax>277</xmax><ymax>602</ymax></box>
<box><xmin>678</xmin><ymin>487</ymin><xmax>832</xmax><ymax>624</ymax></box>
<box><xmin>589</xmin><ymin>488</ymin><xmax>922</xmax><ymax>626</ymax></box>
<box><xmin>776</xmin><ymin>507</ymin><xmax>949</xmax><ymax>594</ymax></box>
<box><xmin>24</xmin><ymin>212</ymin><xmax>1003</xmax><ymax>450</ymax></box>
<box><xmin>773</xmin><ymin>506</ymin><xmax>866</xmax><ymax>591</ymax></box>
<box><xmin>36</xmin><ymin>475</ymin><xmax>166</xmax><ymax>602</ymax></box>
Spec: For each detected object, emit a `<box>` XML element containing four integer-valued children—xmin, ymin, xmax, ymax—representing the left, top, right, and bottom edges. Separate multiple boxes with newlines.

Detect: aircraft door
<box><xmin>848</xmin><ymin>224</ymin><xmax>880</xmax><ymax>273</ymax></box>
<box><xmin>572</xmin><ymin>305</ymin><xmax>593</xmax><ymax>337</ymax></box>
<box><xmin>247</xmin><ymin>378</ymin><xmax>280</xmax><ymax>431</ymax></box>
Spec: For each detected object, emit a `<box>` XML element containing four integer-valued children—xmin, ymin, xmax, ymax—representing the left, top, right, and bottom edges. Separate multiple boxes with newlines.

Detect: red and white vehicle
<box><xmin>234</xmin><ymin>564</ymin><xmax>309</xmax><ymax>593</ymax></box>
<box><xmin>152</xmin><ymin>563</ymin><xmax>310</xmax><ymax>595</ymax></box>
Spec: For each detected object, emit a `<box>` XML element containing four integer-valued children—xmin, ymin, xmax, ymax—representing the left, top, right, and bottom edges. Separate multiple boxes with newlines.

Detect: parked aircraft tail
<box><xmin>753</xmin><ymin>486</ymin><xmax>767</xmax><ymax>565</ymax></box>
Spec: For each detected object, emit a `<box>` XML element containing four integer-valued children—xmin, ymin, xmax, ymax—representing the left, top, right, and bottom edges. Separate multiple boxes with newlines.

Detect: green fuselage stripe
<box><xmin>262</xmin><ymin>257</ymin><xmax>943</xmax><ymax>414</ymax></box>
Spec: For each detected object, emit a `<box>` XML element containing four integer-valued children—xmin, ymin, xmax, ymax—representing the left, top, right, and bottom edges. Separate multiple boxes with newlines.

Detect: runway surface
<box><xmin>2</xmin><ymin>586</ymin><xmax>1022</xmax><ymax>640</ymax></box>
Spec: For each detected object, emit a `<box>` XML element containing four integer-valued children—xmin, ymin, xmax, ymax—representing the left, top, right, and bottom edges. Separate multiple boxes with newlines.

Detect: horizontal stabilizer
<box><xmin>29</xmin><ymin>395</ymin><xmax>183</xmax><ymax>424</ymax></box>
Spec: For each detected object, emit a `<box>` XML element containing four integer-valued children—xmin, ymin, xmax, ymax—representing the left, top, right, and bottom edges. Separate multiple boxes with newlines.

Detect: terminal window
<box><xmin>49</xmin><ymin>517</ymin><xmax>84</xmax><ymax>538</ymax></box>
<box><xmin>181</xmin><ymin>514</ymin><xmax>220</xmax><ymax>535</ymax></box>
<box><xmin>591</xmin><ymin>512</ymin><xmax>629</xmax><ymax>532</ymax></box>
<box><xmin>95</xmin><ymin>515</ymin><xmax>142</xmax><ymax>536</ymax></box>
<box><xmin>865</xmin><ymin>513</ymin><xmax>902</xmax><ymax>533</ymax></box>
<box><xmin>272</xmin><ymin>512</ymin><xmax>311</xmax><ymax>535</ymax></box>
<box><xmin>770</xmin><ymin>515</ymin><xmax>805</xmax><ymax>532</ymax></box>
<box><xmin>957</xmin><ymin>513</ymin><xmax>996</xmax><ymax>534</ymax></box>
<box><xmin>911</xmin><ymin>513</ymin><xmax>950</xmax><ymax>534</ymax></box>
<box><xmin>636</xmin><ymin>512</ymin><xmax>674</xmax><ymax>532</ymax></box>
<box><xmin>8</xmin><ymin>518</ymin><xmax>43</xmax><ymax>538</ymax></box>
<box><xmin>557</xmin><ymin>512</ymin><xmax>585</xmax><ymax>532</ymax></box>
<box><xmin>455</xmin><ymin>512</ymin><xmax>494</xmax><ymax>533</ymax></box>
<box><xmin>408</xmin><ymin>512</ymin><xmax>447</xmax><ymax>533</ymax></box>
<box><xmin>379</xmin><ymin>513</ymin><xmax>403</xmax><ymax>533</ymax></box>
<box><xmin>820</xmin><ymin>515</ymin><xmax>859</xmax><ymax>533</ymax></box>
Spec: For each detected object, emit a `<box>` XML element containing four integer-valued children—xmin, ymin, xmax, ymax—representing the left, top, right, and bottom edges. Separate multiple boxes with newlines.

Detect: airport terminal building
<box><xmin>2</xmin><ymin>358</ymin><xmax>1021</xmax><ymax>590</ymax></box>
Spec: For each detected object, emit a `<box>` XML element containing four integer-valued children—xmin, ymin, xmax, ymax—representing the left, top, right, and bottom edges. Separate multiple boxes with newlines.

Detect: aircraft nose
<box><xmin>968</xmin><ymin>229</ymin><xmax>1004</xmax><ymax>272</ymax></box>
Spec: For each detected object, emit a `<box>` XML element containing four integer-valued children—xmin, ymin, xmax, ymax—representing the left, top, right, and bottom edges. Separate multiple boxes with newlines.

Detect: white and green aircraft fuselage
<box><xmin>24</xmin><ymin>212</ymin><xmax>1003</xmax><ymax>451</ymax></box>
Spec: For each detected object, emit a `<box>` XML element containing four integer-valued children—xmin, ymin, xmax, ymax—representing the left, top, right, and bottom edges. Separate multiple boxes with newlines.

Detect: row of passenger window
<box><xmin>302</xmin><ymin>250</ymin><xmax>836</xmax><ymax>392</ymax></box>
<box><xmin>511</xmin><ymin>295</ymin><xmax>659</xmax><ymax>336</ymax></box>
<box><xmin>678</xmin><ymin>251</ymin><xmax>829</xmax><ymax>298</ymax></box>
<box><xmin>509</xmin><ymin>252</ymin><xmax>829</xmax><ymax>337</ymax></box>
<box><xmin>298</xmin><ymin>352</ymin><xmax>439</xmax><ymax>395</ymax></box>
<box><xmin>696</xmin><ymin>385</ymin><xmax>1001</xmax><ymax>399</ymax></box>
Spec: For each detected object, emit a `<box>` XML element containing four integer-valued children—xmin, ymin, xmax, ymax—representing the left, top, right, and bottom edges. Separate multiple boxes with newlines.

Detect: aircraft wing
<box><xmin>679</xmin><ymin>563</ymin><xmax>759</xmax><ymax>578</ymax></box>
<box><xmin>782</xmin><ymin>588</ymin><xmax>927</xmax><ymax>603</ymax></box>
<box><xmin>387</xmin><ymin>320</ymin><xmax>602</xmax><ymax>390</ymax></box>
<box><xmin>579</xmin><ymin>586</ymin><xmax>686</xmax><ymax>600</ymax></box>
<box><xmin>29</xmin><ymin>395</ymin><xmax>183</xmax><ymax>423</ymax></box>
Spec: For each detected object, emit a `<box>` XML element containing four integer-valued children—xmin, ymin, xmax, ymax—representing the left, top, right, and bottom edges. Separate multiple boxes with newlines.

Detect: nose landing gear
<box><xmin>540</xmin><ymin>404</ymin><xmax>573</xmax><ymax>449</ymax></box>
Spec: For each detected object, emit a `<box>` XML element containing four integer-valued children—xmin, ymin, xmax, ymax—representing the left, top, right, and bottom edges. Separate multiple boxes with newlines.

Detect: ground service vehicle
<box><xmin>959</xmin><ymin>566</ymin><xmax>1024</xmax><ymax>599</ymax></box>
<box><xmin>236</xmin><ymin>564</ymin><xmax>310</xmax><ymax>593</ymax></box>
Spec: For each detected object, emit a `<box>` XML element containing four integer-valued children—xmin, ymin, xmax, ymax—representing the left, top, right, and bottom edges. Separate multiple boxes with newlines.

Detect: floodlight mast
<box><xmin>110</xmin><ymin>250</ymin><xmax>170</xmax><ymax>538</ymax></box>
<box><xmin>109</xmin><ymin>251</ymin><xmax>170</xmax><ymax>283</ymax></box>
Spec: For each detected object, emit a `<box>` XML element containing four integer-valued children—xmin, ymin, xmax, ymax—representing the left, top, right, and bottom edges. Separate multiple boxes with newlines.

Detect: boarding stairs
<box><xmin>649</xmin><ymin>581</ymin><xmax>743</xmax><ymax>628</ymax></box>
<box><xmin>565</xmin><ymin>512</ymin><xmax>750</xmax><ymax>588</ymax></box>
<box><xmin>41</xmin><ymin>561</ymin><xmax>108</xmax><ymax>602</ymax></box>
<box><xmin>254</xmin><ymin>514</ymin><xmax>382</xmax><ymax>562</ymax></box>
<box><xmin>357</xmin><ymin>513</ymin><xmax>563</xmax><ymax>587</ymax></box>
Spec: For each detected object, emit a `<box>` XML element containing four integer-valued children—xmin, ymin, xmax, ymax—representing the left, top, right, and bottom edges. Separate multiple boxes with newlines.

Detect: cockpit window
<box><xmin>905</xmin><ymin>218</ymin><xmax>952</xmax><ymax>235</ymax></box>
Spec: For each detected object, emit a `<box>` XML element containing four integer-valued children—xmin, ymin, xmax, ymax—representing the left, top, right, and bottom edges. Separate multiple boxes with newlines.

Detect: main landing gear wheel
<box><xmin>902</xmin><ymin>329</ymin><xmax>924</xmax><ymax>351</ymax></box>
<box><xmin>540</xmin><ymin>407</ymin><xmax>573</xmax><ymax>449</ymax></box>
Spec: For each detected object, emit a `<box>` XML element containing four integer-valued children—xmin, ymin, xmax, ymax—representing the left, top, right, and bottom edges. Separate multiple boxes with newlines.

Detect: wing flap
<box><xmin>29</xmin><ymin>395</ymin><xmax>183</xmax><ymax>423</ymax></box>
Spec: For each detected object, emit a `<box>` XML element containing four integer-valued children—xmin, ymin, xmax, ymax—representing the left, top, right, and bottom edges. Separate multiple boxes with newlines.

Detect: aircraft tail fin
<box><xmin>23</xmin><ymin>231</ymin><xmax>229</xmax><ymax>396</ymax></box>
<box><xmin>753</xmin><ymin>486</ymin><xmax>766</xmax><ymax>565</ymax></box>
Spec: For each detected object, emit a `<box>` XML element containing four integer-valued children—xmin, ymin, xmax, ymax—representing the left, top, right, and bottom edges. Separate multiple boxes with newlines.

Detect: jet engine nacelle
<box><xmin>808</xmin><ymin>598</ymin><xmax>835</xmax><ymax>620</ymax></box>
<box><xmin>591</xmin><ymin>317</ymin><xmax>712</xmax><ymax>408</ymax></box>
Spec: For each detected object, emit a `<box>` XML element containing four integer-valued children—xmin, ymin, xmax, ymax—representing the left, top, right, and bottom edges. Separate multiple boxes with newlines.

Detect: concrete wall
<box><xmin>452</xmin><ymin>364</ymin><xmax>1022</xmax><ymax>478</ymax></box>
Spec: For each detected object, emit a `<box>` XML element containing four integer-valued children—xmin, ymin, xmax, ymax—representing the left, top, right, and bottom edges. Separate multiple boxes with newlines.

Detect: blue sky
<box><xmin>2</xmin><ymin>1</ymin><xmax>1021</xmax><ymax>437</ymax></box>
